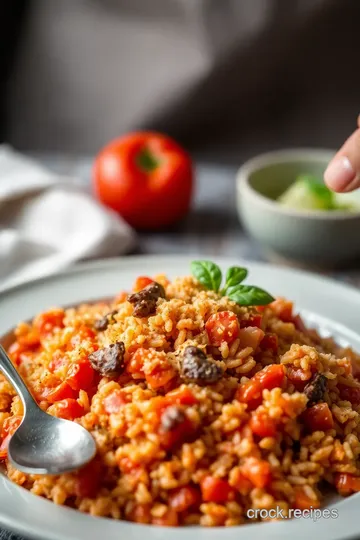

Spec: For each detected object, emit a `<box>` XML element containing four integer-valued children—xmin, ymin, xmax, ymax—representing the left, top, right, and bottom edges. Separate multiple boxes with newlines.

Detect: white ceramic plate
<box><xmin>0</xmin><ymin>255</ymin><xmax>360</xmax><ymax>540</ymax></box>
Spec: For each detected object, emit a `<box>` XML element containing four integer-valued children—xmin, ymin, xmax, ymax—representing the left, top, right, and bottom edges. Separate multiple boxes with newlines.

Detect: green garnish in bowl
<box><xmin>278</xmin><ymin>175</ymin><xmax>335</xmax><ymax>211</ymax></box>
<box><xmin>278</xmin><ymin>174</ymin><xmax>360</xmax><ymax>212</ymax></box>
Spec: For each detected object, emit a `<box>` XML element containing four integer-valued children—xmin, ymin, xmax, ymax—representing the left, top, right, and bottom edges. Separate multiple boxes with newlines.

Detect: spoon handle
<box><xmin>0</xmin><ymin>345</ymin><xmax>39</xmax><ymax>412</ymax></box>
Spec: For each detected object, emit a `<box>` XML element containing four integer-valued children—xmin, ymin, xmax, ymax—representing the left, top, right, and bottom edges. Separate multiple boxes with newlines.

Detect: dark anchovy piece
<box><xmin>89</xmin><ymin>342</ymin><xmax>125</xmax><ymax>376</ymax></box>
<box><xmin>181</xmin><ymin>346</ymin><xmax>223</xmax><ymax>384</ymax></box>
<box><xmin>94</xmin><ymin>310</ymin><xmax>118</xmax><ymax>331</ymax></box>
<box><xmin>128</xmin><ymin>282</ymin><xmax>166</xmax><ymax>317</ymax></box>
<box><xmin>304</xmin><ymin>373</ymin><xmax>327</xmax><ymax>406</ymax></box>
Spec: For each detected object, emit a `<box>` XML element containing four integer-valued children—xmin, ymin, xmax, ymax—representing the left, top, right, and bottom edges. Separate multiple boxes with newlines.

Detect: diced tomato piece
<box><xmin>261</xmin><ymin>333</ymin><xmax>279</xmax><ymax>353</ymax></box>
<box><xmin>229</xmin><ymin>468</ymin><xmax>253</xmax><ymax>496</ymax></box>
<box><xmin>287</xmin><ymin>366</ymin><xmax>311</xmax><ymax>391</ymax></box>
<box><xmin>103</xmin><ymin>389</ymin><xmax>130</xmax><ymax>413</ymax></box>
<box><xmin>169</xmin><ymin>485</ymin><xmax>200</xmax><ymax>512</ymax></box>
<box><xmin>114</xmin><ymin>291</ymin><xmax>127</xmax><ymax>304</ymax></box>
<box><xmin>129</xmin><ymin>468</ymin><xmax>146</xmax><ymax>485</ymax></box>
<box><xmin>256</xmin><ymin>364</ymin><xmax>285</xmax><ymax>390</ymax></box>
<box><xmin>145</xmin><ymin>364</ymin><xmax>176</xmax><ymax>390</ymax></box>
<box><xmin>47</xmin><ymin>398</ymin><xmax>84</xmax><ymax>420</ymax></box>
<box><xmin>240</xmin><ymin>314</ymin><xmax>262</xmax><ymax>328</ymax></box>
<box><xmin>269</xmin><ymin>299</ymin><xmax>293</xmax><ymax>322</ymax></box>
<box><xmin>347</xmin><ymin>476</ymin><xmax>360</xmax><ymax>492</ymax></box>
<box><xmin>86</xmin><ymin>382</ymin><xmax>101</xmax><ymax>401</ymax></box>
<box><xmin>0</xmin><ymin>434</ymin><xmax>11</xmax><ymax>460</ymax></box>
<box><xmin>127</xmin><ymin>348</ymin><xmax>146</xmax><ymax>378</ymax></box>
<box><xmin>133</xmin><ymin>276</ymin><xmax>154</xmax><ymax>292</ymax></box>
<box><xmin>241</xmin><ymin>457</ymin><xmax>271</xmax><ymax>489</ymax></box>
<box><xmin>81</xmin><ymin>326</ymin><xmax>96</xmax><ymax>340</ymax></box>
<box><xmin>48</xmin><ymin>352</ymin><xmax>68</xmax><ymax>373</ymax></box>
<box><xmin>302</xmin><ymin>403</ymin><xmax>334</xmax><ymax>432</ymax></box>
<box><xmin>7</xmin><ymin>342</ymin><xmax>26</xmax><ymax>365</ymax></box>
<box><xmin>235</xmin><ymin>379</ymin><xmax>263</xmax><ymax>410</ymax></box>
<box><xmin>34</xmin><ymin>309</ymin><xmax>65</xmax><ymax>337</ymax></box>
<box><xmin>152</xmin><ymin>508</ymin><xmax>178</xmax><ymax>527</ymax></box>
<box><xmin>200</xmin><ymin>476</ymin><xmax>235</xmax><ymax>503</ymax></box>
<box><xmin>8</xmin><ymin>333</ymin><xmax>39</xmax><ymax>365</ymax></box>
<box><xmin>42</xmin><ymin>381</ymin><xmax>76</xmax><ymax>403</ymax></box>
<box><xmin>66</xmin><ymin>359</ymin><xmax>94</xmax><ymax>391</ymax></box>
<box><xmin>70</xmin><ymin>326</ymin><xmax>96</xmax><ymax>348</ymax></box>
<box><xmin>205</xmin><ymin>311</ymin><xmax>240</xmax><ymax>346</ymax></box>
<box><xmin>159</xmin><ymin>413</ymin><xmax>195</xmax><ymax>450</ymax></box>
<box><xmin>238</xmin><ymin>327</ymin><xmax>265</xmax><ymax>350</ymax></box>
<box><xmin>293</xmin><ymin>314</ymin><xmax>307</xmax><ymax>333</ymax></box>
<box><xmin>338</xmin><ymin>384</ymin><xmax>360</xmax><ymax>405</ymax></box>
<box><xmin>0</xmin><ymin>415</ymin><xmax>23</xmax><ymax>460</ymax></box>
<box><xmin>18</xmin><ymin>331</ymin><xmax>40</xmax><ymax>348</ymax></box>
<box><xmin>249</xmin><ymin>411</ymin><xmax>277</xmax><ymax>438</ymax></box>
<box><xmin>335</xmin><ymin>473</ymin><xmax>360</xmax><ymax>495</ymax></box>
<box><xmin>128</xmin><ymin>503</ymin><xmax>151</xmax><ymax>524</ymax></box>
<box><xmin>294</xmin><ymin>487</ymin><xmax>320</xmax><ymax>509</ymax></box>
<box><xmin>237</xmin><ymin>364</ymin><xmax>285</xmax><ymax>408</ymax></box>
<box><xmin>118</xmin><ymin>457</ymin><xmax>138</xmax><ymax>474</ymax></box>
<box><xmin>2</xmin><ymin>416</ymin><xmax>22</xmax><ymax>437</ymax></box>
<box><xmin>166</xmin><ymin>387</ymin><xmax>198</xmax><ymax>406</ymax></box>
<box><xmin>148</xmin><ymin>396</ymin><xmax>170</xmax><ymax>416</ymax></box>
<box><xmin>75</xmin><ymin>458</ymin><xmax>102</xmax><ymax>498</ymax></box>
<box><xmin>335</xmin><ymin>473</ymin><xmax>353</xmax><ymax>495</ymax></box>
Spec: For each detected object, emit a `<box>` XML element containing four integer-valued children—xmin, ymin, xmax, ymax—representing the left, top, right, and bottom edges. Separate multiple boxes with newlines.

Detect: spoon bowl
<box><xmin>8</xmin><ymin>410</ymin><xmax>96</xmax><ymax>475</ymax></box>
<box><xmin>0</xmin><ymin>345</ymin><xmax>96</xmax><ymax>475</ymax></box>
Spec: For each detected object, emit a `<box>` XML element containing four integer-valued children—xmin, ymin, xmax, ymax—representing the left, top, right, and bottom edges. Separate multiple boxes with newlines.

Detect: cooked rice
<box><xmin>1</xmin><ymin>273</ymin><xmax>360</xmax><ymax>527</ymax></box>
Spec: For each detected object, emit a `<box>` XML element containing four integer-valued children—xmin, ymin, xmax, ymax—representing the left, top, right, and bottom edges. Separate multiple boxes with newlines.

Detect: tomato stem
<box><xmin>136</xmin><ymin>148</ymin><xmax>159</xmax><ymax>172</ymax></box>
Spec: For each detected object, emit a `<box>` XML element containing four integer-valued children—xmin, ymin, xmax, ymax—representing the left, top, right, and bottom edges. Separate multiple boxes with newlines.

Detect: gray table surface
<box><xmin>2</xmin><ymin>154</ymin><xmax>360</xmax><ymax>540</ymax></box>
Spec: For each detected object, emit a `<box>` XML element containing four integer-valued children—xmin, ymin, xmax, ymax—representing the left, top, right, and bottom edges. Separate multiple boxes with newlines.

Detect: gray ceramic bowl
<box><xmin>236</xmin><ymin>149</ymin><xmax>360</xmax><ymax>268</ymax></box>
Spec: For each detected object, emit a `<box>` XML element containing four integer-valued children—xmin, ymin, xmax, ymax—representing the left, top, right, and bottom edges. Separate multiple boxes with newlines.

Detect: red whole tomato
<box><xmin>93</xmin><ymin>132</ymin><xmax>193</xmax><ymax>230</ymax></box>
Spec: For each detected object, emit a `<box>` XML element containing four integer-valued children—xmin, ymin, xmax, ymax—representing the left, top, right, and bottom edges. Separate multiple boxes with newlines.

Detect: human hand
<box><xmin>324</xmin><ymin>115</ymin><xmax>360</xmax><ymax>192</ymax></box>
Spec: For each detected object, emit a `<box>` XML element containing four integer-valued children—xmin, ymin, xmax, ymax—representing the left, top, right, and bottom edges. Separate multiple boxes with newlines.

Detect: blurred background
<box><xmin>1</xmin><ymin>0</ymin><xmax>360</xmax><ymax>294</ymax></box>
<box><xmin>1</xmin><ymin>0</ymin><xmax>360</xmax><ymax>162</ymax></box>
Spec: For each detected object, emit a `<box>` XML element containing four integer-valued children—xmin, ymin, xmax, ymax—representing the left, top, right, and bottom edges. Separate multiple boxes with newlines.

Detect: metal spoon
<box><xmin>0</xmin><ymin>345</ymin><xmax>96</xmax><ymax>475</ymax></box>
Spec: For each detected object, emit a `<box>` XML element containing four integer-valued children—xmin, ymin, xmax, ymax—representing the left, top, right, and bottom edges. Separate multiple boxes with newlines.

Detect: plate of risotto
<box><xmin>0</xmin><ymin>255</ymin><xmax>360</xmax><ymax>540</ymax></box>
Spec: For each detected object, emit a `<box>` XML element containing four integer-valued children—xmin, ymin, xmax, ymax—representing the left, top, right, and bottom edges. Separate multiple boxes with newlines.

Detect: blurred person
<box><xmin>0</xmin><ymin>0</ymin><xmax>359</xmax><ymax>162</ymax></box>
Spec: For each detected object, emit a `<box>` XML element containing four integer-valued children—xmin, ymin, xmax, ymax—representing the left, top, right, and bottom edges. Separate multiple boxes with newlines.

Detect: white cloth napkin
<box><xmin>0</xmin><ymin>146</ymin><xmax>136</xmax><ymax>291</ymax></box>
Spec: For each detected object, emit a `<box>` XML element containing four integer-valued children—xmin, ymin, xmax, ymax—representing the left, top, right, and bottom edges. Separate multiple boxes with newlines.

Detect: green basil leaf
<box><xmin>191</xmin><ymin>260</ymin><xmax>222</xmax><ymax>291</ymax></box>
<box><xmin>224</xmin><ymin>267</ymin><xmax>248</xmax><ymax>290</ymax></box>
<box><xmin>228</xmin><ymin>284</ymin><xmax>274</xmax><ymax>306</ymax></box>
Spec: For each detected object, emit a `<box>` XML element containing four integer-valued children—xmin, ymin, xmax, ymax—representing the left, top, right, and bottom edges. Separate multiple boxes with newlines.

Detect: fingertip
<box><xmin>324</xmin><ymin>156</ymin><xmax>356</xmax><ymax>192</ymax></box>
